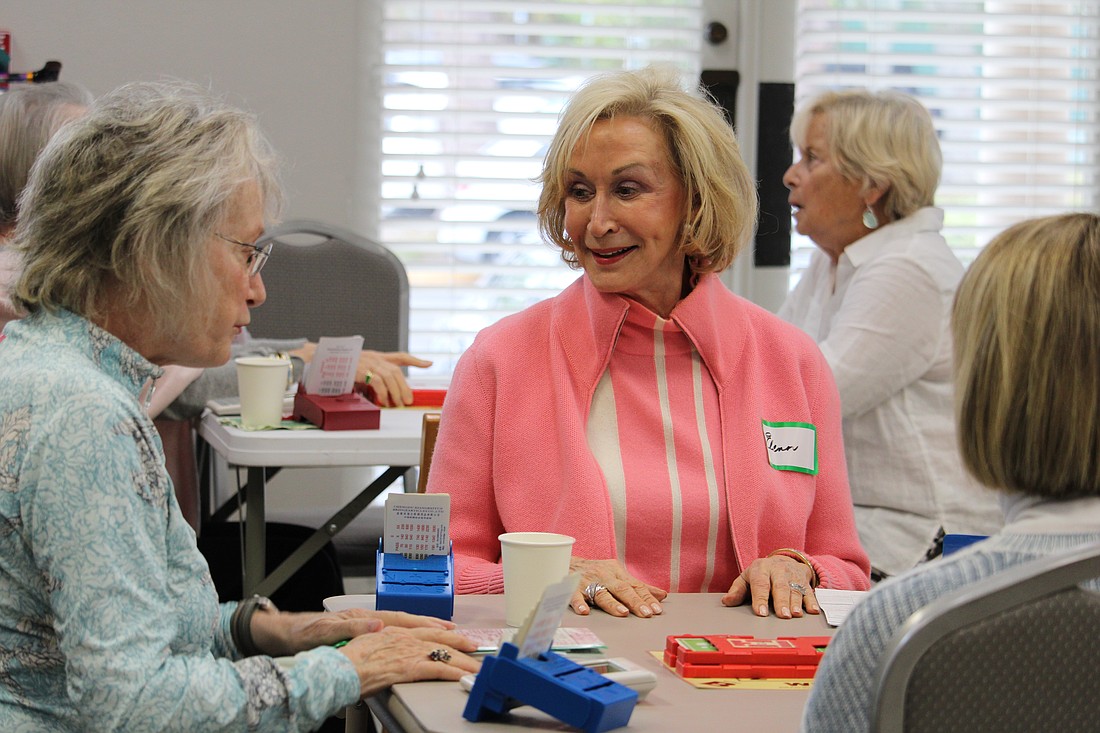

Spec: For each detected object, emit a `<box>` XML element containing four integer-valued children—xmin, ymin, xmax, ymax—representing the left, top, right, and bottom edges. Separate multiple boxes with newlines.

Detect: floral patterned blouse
<box><xmin>0</xmin><ymin>309</ymin><xmax>358</xmax><ymax>731</ymax></box>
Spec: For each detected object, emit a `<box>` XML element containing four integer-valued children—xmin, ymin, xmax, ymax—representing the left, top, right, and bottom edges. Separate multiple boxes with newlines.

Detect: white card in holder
<box><xmin>383</xmin><ymin>492</ymin><xmax>450</xmax><ymax>558</ymax></box>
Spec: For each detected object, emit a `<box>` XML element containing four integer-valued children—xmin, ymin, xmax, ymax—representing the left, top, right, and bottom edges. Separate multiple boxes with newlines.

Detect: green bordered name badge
<box><xmin>760</xmin><ymin>419</ymin><xmax>817</xmax><ymax>475</ymax></box>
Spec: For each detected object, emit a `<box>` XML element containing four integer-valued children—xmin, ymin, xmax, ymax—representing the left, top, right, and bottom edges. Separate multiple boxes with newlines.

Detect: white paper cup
<box><xmin>499</xmin><ymin>531</ymin><xmax>575</xmax><ymax>627</ymax></box>
<box><xmin>235</xmin><ymin>356</ymin><xmax>291</xmax><ymax>429</ymax></box>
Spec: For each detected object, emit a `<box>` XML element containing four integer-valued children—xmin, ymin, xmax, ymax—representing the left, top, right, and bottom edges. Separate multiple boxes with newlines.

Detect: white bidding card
<box><xmin>302</xmin><ymin>335</ymin><xmax>365</xmax><ymax>396</ymax></box>
<box><xmin>514</xmin><ymin>573</ymin><xmax>583</xmax><ymax>659</ymax></box>
<box><xmin>383</xmin><ymin>493</ymin><xmax>450</xmax><ymax>558</ymax></box>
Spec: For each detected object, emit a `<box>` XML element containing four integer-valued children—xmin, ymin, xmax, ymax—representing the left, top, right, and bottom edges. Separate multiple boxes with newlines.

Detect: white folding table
<box><xmin>198</xmin><ymin>408</ymin><xmax>434</xmax><ymax>596</ymax></box>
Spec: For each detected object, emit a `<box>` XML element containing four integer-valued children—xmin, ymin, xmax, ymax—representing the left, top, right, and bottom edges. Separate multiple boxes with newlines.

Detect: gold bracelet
<box><xmin>767</xmin><ymin>548</ymin><xmax>819</xmax><ymax>588</ymax></box>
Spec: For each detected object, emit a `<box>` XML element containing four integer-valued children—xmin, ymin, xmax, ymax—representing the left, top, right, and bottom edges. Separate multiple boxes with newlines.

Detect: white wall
<box><xmin>3</xmin><ymin>0</ymin><xmax>371</xmax><ymax>231</ymax></box>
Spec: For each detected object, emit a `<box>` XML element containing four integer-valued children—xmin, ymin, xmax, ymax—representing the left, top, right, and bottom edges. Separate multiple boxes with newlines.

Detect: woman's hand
<box><xmin>359</xmin><ymin>351</ymin><xmax>433</xmax><ymax>407</ymax></box>
<box><xmin>721</xmin><ymin>555</ymin><xmax>819</xmax><ymax>619</ymax></box>
<box><xmin>251</xmin><ymin>607</ymin><xmax>458</xmax><ymax>657</ymax></box>
<box><xmin>339</xmin><ymin>626</ymin><xmax>481</xmax><ymax>698</ymax></box>
<box><xmin>358</xmin><ymin>609</ymin><xmax>458</xmax><ymax>630</ymax></box>
<box><xmin>568</xmin><ymin>557</ymin><xmax>668</xmax><ymax>619</ymax></box>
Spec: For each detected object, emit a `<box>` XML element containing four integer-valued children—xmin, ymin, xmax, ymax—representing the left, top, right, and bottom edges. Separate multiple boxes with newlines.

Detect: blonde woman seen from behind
<box><xmin>801</xmin><ymin>212</ymin><xmax>1100</xmax><ymax>732</ymax></box>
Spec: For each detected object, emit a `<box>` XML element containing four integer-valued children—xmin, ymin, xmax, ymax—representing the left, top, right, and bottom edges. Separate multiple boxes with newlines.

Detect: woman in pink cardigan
<box><xmin>427</xmin><ymin>66</ymin><xmax>870</xmax><ymax>621</ymax></box>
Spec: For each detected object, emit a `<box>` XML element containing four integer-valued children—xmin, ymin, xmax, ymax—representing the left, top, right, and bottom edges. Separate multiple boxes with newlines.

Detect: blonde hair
<box><xmin>537</xmin><ymin>65</ymin><xmax>757</xmax><ymax>274</ymax></box>
<box><xmin>789</xmin><ymin>89</ymin><xmax>940</xmax><ymax>222</ymax></box>
<box><xmin>952</xmin><ymin>212</ymin><xmax>1100</xmax><ymax>497</ymax></box>
<box><xmin>11</xmin><ymin>80</ymin><xmax>282</xmax><ymax>338</ymax></box>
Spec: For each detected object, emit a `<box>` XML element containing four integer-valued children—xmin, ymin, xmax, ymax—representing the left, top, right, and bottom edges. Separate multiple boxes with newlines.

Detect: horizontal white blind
<box><xmin>381</xmin><ymin>0</ymin><xmax>702</xmax><ymax>372</ymax></box>
<box><xmin>792</xmin><ymin>1</ymin><xmax>1100</xmax><ymax>284</ymax></box>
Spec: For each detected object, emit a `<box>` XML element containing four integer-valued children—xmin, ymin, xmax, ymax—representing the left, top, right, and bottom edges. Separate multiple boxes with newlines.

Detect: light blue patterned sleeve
<box><xmin>215</xmin><ymin>604</ymin><xmax>240</xmax><ymax>660</ymax></box>
<box><xmin>21</xmin><ymin>390</ymin><xmax>358</xmax><ymax>731</ymax></box>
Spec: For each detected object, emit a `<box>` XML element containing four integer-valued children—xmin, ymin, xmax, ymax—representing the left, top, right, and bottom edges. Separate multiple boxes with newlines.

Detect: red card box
<box><xmin>293</xmin><ymin>385</ymin><xmax>380</xmax><ymax>430</ymax></box>
<box><xmin>359</xmin><ymin>384</ymin><xmax>447</xmax><ymax>408</ymax></box>
<box><xmin>663</xmin><ymin>634</ymin><xmax>831</xmax><ymax>679</ymax></box>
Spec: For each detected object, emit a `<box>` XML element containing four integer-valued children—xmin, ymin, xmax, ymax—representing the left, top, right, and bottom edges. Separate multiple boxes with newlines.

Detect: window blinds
<box><xmin>792</xmin><ymin>1</ymin><xmax>1100</xmax><ymax>281</ymax></box>
<box><xmin>380</xmin><ymin>0</ymin><xmax>702</xmax><ymax>371</ymax></box>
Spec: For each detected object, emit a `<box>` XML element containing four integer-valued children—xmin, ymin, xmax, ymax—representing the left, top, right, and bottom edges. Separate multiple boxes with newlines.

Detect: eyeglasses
<box><xmin>216</xmin><ymin>232</ymin><xmax>273</xmax><ymax>277</ymax></box>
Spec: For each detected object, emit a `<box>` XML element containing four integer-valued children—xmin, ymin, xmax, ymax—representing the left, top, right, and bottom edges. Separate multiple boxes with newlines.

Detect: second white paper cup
<box><xmin>499</xmin><ymin>531</ymin><xmax>575</xmax><ymax>627</ymax></box>
<box><xmin>235</xmin><ymin>356</ymin><xmax>290</xmax><ymax>429</ymax></box>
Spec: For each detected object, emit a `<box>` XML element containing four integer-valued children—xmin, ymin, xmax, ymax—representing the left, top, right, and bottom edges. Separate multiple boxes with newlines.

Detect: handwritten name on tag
<box><xmin>760</xmin><ymin>420</ymin><xmax>818</xmax><ymax>475</ymax></box>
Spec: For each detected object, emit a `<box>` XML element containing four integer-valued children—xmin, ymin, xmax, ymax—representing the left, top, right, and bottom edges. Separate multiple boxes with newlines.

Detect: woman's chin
<box><xmin>176</xmin><ymin>344</ymin><xmax>233</xmax><ymax>369</ymax></box>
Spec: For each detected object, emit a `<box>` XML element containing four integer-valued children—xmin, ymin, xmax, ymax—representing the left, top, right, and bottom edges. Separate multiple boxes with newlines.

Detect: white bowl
<box><xmin>323</xmin><ymin>594</ymin><xmax>375</xmax><ymax>612</ymax></box>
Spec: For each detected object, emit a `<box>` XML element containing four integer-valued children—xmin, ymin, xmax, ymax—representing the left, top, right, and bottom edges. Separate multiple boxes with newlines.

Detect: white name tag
<box><xmin>761</xmin><ymin>420</ymin><xmax>817</xmax><ymax>475</ymax></box>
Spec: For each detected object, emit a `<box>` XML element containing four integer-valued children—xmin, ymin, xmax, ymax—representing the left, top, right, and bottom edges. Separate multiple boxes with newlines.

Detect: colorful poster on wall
<box><xmin>0</xmin><ymin>31</ymin><xmax>11</xmax><ymax>72</ymax></box>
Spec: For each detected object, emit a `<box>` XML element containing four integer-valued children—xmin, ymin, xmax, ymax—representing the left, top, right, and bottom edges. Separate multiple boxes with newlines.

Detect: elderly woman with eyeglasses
<box><xmin>0</xmin><ymin>80</ymin><xmax>477</xmax><ymax>732</ymax></box>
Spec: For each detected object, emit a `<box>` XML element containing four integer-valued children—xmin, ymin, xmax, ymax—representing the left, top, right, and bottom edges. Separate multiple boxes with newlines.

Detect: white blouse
<box><xmin>779</xmin><ymin>207</ymin><xmax>1002</xmax><ymax>576</ymax></box>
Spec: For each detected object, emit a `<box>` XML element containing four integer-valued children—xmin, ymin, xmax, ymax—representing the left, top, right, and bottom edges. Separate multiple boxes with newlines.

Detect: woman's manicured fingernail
<box><xmin>651</xmin><ymin>603</ymin><xmax>663</xmax><ymax>615</ymax></box>
<box><xmin>639</xmin><ymin>606</ymin><xmax>652</xmax><ymax>617</ymax></box>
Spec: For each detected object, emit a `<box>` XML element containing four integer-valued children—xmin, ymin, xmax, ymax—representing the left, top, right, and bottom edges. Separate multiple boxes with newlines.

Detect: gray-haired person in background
<box><xmin>0</xmin><ymin>80</ymin><xmax>93</xmax><ymax>330</ymax></box>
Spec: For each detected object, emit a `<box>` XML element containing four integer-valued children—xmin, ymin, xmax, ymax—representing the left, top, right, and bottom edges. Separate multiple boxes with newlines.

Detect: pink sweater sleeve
<box><xmin>426</xmin><ymin>338</ymin><xmax>506</xmax><ymax>594</ymax></box>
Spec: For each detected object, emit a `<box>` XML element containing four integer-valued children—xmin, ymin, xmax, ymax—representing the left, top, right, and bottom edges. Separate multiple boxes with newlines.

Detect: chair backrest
<box><xmin>247</xmin><ymin>219</ymin><xmax>409</xmax><ymax>351</ymax></box>
<box><xmin>416</xmin><ymin>412</ymin><xmax>441</xmax><ymax>493</ymax></box>
<box><xmin>871</xmin><ymin>542</ymin><xmax>1100</xmax><ymax>733</ymax></box>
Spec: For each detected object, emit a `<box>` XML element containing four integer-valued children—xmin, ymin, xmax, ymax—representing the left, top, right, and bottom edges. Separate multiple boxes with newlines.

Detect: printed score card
<box><xmin>383</xmin><ymin>492</ymin><xmax>450</xmax><ymax>559</ymax></box>
<box><xmin>457</xmin><ymin>626</ymin><xmax>605</xmax><ymax>655</ymax></box>
<box><xmin>303</xmin><ymin>335</ymin><xmax>364</xmax><ymax>396</ymax></box>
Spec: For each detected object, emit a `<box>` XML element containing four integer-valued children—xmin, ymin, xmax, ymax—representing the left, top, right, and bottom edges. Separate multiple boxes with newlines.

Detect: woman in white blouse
<box><xmin>778</xmin><ymin>89</ymin><xmax>1002</xmax><ymax>579</ymax></box>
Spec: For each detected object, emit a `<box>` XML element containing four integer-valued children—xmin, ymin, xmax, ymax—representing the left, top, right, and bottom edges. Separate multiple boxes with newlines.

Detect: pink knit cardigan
<box><xmin>428</xmin><ymin>273</ymin><xmax>871</xmax><ymax>594</ymax></box>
